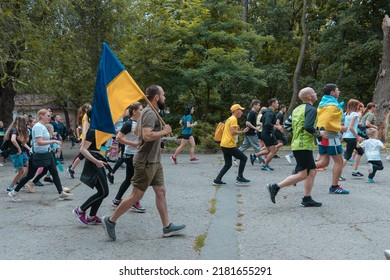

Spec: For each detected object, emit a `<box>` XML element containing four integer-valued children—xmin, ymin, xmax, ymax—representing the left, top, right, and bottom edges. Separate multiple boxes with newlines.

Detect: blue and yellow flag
<box><xmin>90</xmin><ymin>42</ymin><xmax>145</xmax><ymax>149</ymax></box>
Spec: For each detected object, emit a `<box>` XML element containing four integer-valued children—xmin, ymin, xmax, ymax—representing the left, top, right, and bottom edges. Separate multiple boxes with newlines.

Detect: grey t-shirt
<box><xmin>134</xmin><ymin>105</ymin><xmax>162</xmax><ymax>163</ymax></box>
<box><xmin>32</xmin><ymin>122</ymin><xmax>51</xmax><ymax>153</ymax></box>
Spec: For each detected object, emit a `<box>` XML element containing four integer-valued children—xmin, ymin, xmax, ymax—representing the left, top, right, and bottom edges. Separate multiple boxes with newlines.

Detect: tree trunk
<box><xmin>287</xmin><ymin>0</ymin><xmax>308</xmax><ymax>118</ymax></box>
<box><xmin>373</xmin><ymin>15</ymin><xmax>390</xmax><ymax>142</ymax></box>
<box><xmin>241</xmin><ymin>0</ymin><xmax>248</xmax><ymax>23</ymax></box>
<box><xmin>0</xmin><ymin>81</ymin><xmax>16</xmax><ymax>127</ymax></box>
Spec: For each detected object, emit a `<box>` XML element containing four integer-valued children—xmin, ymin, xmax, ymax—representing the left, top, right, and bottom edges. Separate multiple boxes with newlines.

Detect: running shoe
<box><xmin>339</xmin><ymin>176</ymin><xmax>346</xmax><ymax>181</ymax></box>
<box><xmin>261</xmin><ymin>165</ymin><xmax>272</xmax><ymax>171</ymax></box>
<box><xmin>352</xmin><ymin>171</ymin><xmax>364</xmax><ymax>177</ymax></box>
<box><xmin>329</xmin><ymin>185</ymin><xmax>349</xmax><ymax>194</ymax></box>
<box><xmin>170</xmin><ymin>156</ymin><xmax>177</xmax><ymax>165</ymax></box>
<box><xmin>285</xmin><ymin>154</ymin><xmax>292</xmax><ymax>164</ymax></box>
<box><xmin>102</xmin><ymin>216</ymin><xmax>116</xmax><ymax>241</ymax></box>
<box><xmin>250</xmin><ymin>154</ymin><xmax>256</xmax><ymax>165</ymax></box>
<box><xmin>112</xmin><ymin>199</ymin><xmax>122</xmax><ymax>208</ymax></box>
<box><xmin>25</xmin><ymin>182</ymin><xmax>36</xmax><ymax>193</ymax></box>
<box><xmin>162</xmin><ymin>223</ymin><xmax>186</xmax><ymax>237</ymax></box>
<box><xmin>267</xmin><ymin>183</ymin><xmax>279</xmax><ymax>204</ymax></box>
<box><xmin>8</xmin><ymin>190</ymin><xmax>21</xmax><ymax>203</ymax></box>
<box><xmin>107</xmin><ymin>173</ymin><xmax>114</xmax><ymax>184</ymax></box>
<box><xmin>131</xmin><ymin>202</ymin><xmax>146</xmax><ymax>213</ymax></box>
<box><xmin>367</xmin><ymin>178</ymin><xmax>376</xmax><ymax>183</ymax></box>
<box><xmin>73</xmin><ymin>207</ymin><xmax>88</xmax><ymax>225</ymax></box>
<box><xmin>44</xmin><ymin>177</ymin><xmax>54</xmax><ymax>183</ymax></box>
<box><xmin>87</xmin><ymin>215</ymin><xmax>102</xmax><ymax>225</ymax></box>
<box><xmin>190</xmin><ymin>157</ymin><xmax>199</xmax><ymax>162</ymax></box>
<box><xmin>236</xmin><ymin>176</ymin><xmax>250</xmax><ymax>186</ymax></box>
<box><xmin>300</xmin><ymin>196</ymin><xmax>322</xmax><ymax>207</ymax></box>
<box><xmin>213</xmin><ymin>179</ymin><xmax>226</xmax><ymax>186</ymax></box>
<box><xmin>67</xmin><ymin>167</ymin><xmax>75</xmax><ymax>179</ymax></box>
<box><xmin>59</xmin><ymin>191</ymin><xmax>74</xmax><ymax>200</ymax></box>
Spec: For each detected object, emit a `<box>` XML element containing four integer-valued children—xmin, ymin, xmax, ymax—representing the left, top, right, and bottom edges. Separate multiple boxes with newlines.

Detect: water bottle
<box><xmin>110</xmin><ymin>140</ymin><xmax>119</xmax><ymax>159</ymax></box>
<box><xmin>56</xmin><ymin>159</ymin><xmax>64</xmax><ymax>172</ymax></box>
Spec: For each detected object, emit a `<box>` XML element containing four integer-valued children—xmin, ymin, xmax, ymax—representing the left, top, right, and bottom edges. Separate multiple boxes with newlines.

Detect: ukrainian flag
<box><xmin>90</xmin><ymin>42</ymin><xmax>145</xmax><ymax>149</ymax></box>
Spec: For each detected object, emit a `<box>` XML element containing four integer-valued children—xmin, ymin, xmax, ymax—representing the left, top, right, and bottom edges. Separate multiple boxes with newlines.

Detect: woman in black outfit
<box><xmin>73</xmin><ymin>117</ymin><xmax>111</xmax><ymax>225</ymax></box>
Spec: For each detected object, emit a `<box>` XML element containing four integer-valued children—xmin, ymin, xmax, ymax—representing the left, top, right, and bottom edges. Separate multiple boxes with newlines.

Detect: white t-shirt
<box><xmin>359</xmin><ymin>138</ymin><xmax>384</xmax><ymax>161</ymax></box>
<box><xmin>32</xmin><ymin>122</ymin><xmax>51</xmax><ymax>153</ymax></box>
<box><xmin>343</xmin><ymin>112</ymin><xmax>359</xmax><ymax>139</ymax></box>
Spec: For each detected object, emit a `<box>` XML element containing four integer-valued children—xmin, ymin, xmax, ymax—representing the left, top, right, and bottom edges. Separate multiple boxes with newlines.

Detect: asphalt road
<box><xmin>1</xmin><ymin>142</ymin><xmax>390</xmax><ymax>260</ymax></box>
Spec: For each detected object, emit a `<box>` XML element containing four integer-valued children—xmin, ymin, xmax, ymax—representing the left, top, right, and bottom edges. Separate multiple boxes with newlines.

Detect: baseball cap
<box><xmin>230</xmin><ymin>104</ymin><xmax>245</xmax><ymax>112</ymax></box>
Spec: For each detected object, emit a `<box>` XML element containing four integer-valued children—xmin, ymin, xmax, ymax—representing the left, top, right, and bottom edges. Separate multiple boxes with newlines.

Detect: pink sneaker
<box><xmin>87</xmin><ymin>215</ymin><xmax>102</xmax><ymax>225</ymax></box>
<box><xmin>190</xmin><ymin>157</ymin><xmax>199</xmax><ymax>162</ymax></box>
<box><xmin>73</xmin><ymin>207</ymin><xmax>88</xmax><ymax>225</ymax></box>
<box><xmin>170</xmin><ymin>156</ymin><xmax>177</xmax><ymax>165</ymax></box>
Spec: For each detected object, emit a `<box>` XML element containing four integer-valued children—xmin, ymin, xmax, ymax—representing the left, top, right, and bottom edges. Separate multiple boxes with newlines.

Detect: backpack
<box><xmin>213</xmin><ymin>121</ymin><xmax>225</xmax><ymax>143</ymax></box>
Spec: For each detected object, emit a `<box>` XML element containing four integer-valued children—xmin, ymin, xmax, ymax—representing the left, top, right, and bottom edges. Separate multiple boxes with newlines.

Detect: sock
<box><xmin>331</xmin><ymin>185</ymin><xmax>338</xmax><ymax>188</ymax></box>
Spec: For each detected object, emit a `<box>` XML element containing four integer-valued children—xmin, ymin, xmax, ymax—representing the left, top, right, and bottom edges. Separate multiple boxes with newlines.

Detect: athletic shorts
<box><xmin>131</xmin><ymin>161</ymin><xmax>164</xmax><ymax>192</ymax></box>
<box><xmin>317</xmin><ymin>137</ymin><xmax>343</xmax><ymax>156</ymax></box>
<box><xmin>261</xmin><ymin>130</ymin><xmax>278</xmax><ymax>147</ymax></box>
<box><xmin>292</xmin><ymin>150</ymin><xmax>316</xmax><ymax>174</ymax></box>
<box><xmin>181</xmin><ymin>134</ymin><xmax>192</xmax><ymax>140</ymax></box>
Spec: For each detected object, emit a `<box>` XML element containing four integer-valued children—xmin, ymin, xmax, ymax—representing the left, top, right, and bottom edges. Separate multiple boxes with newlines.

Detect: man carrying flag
<box><xmin>102</xmin><ymin>85</ymin><xmax>186</xmax><ymax>241</ymax></box>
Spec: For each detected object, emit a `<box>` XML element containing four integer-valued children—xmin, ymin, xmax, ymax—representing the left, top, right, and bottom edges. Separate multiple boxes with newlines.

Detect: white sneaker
<box><xmin>233</xmin><ymin>159</ymin><xmax>238</xmax><ymax>166</ymax></box>
<box><xmin>25</xmin><ymin>182</ymin><xmax>36</xmax><ymax>193</ymax></box>
<box><xmin>285</xmin><ymin>154</ymin><xmax>292</xmax><ymax>164</ymax></box>
<box><xmin>0</xmin><ymin>162</ymin><xmax>3</xmax><ymax>167</ymax></box>
<box><xmin>385</xmin><ymin>250</ymin><xmax>390</xmax><ymax>260</ymax></box>
<box><xmin>59</xmin><ymin>191</ymin><xmax>74</xmax><ymax>200</ymax></box>
<box><xmin>8</xmin><ymin>190</ymin><xmax>21</xmax><ymax>203</ymax></box>
<box><xmin>62</xmin><ymin>187</ymin><xmax>71</xmax><ymax>193</ymax></box>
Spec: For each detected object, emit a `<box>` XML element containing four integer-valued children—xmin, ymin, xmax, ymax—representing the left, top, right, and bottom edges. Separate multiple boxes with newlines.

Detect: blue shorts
<box><xmin>9</xmin><ymin>152</ymin><xmax>29</xmax><ymax>169</ymax></box>
<box><xmin>318</xmin><ymin>144</ymin><xmax>343</xmax><ymax>156</ymax></box>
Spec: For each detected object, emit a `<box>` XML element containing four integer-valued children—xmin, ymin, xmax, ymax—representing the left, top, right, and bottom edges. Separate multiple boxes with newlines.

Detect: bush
<box><xmin>193</xmin><ymin>122</ymin><xmax>220</xmax><ymax>152</ymax></box>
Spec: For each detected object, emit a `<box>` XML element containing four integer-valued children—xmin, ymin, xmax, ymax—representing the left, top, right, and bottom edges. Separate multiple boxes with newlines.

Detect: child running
<box><xmin>358</xmin><ymin>128</ymin><xmax>389</xmax><ymax>183</ymax></box>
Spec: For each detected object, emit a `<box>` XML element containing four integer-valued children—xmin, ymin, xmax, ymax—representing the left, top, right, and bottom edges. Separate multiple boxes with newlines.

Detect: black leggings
<box><xmin>15</xmin><ymin>157</ymin><xmax>62</xmax><ymax>194</ymax></box>
<box><xmin>368</xmin><ymin>160</ymin><xmax>384</xmax><ymax>179</ymax></box>
<box><xmin>344</xmin><ymin>138</ymin><xmax>364</xmax><ymax>160</ymax></box>
<box><xmin>216</xmin><ymin>147</ymin><xmax>247</xmax><ymax>180</ymax></box>
<box><xmin>114</xmin><ymin>155</ymin><xmax>134</xmax><ymax>201</ymax></box>
<box><xmin>80</xmin><ymin>167</ymin><xmax>109</xmax><ymax>216</ymax></box>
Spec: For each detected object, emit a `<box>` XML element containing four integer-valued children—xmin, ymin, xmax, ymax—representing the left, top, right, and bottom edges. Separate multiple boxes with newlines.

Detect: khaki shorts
<box><xmin>131</xmin><ymin>161</ymin><xmax>164</xmax><ymax>192</ymax></box>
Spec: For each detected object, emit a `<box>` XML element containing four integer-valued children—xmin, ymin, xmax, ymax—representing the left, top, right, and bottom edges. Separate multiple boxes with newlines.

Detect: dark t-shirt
<box><xmin>85</xmin><ymin>128</ymin><xmax>99</xmax><ymax>151</ymax></box>
<box><xmin>9</xmin><ymin>128</ymin><xmax>23</xmax><ymax>155</ymax></box>
<box><xmin>276</xmin><ymin>112</ymin><xmax>284</xmax><ymax>125</ymax></box>
<box><xmin>246</xmin><ymin>110</ymin><xmax>258</xmax><ymax>136</ymax></box>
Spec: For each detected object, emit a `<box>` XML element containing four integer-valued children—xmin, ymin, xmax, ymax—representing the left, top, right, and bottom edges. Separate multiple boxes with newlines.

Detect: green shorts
<box><xmin>131</xmin><ymin>161</ymin><xmax>164</xmax><ymax>192</ymax></box>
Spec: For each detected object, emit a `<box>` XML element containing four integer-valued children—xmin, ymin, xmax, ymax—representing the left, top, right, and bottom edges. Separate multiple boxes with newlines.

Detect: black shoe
<box><xmin>236</xmin><ymin>176</ymin><xmax>250</xmax><ymax>185</ymax></box>
<box><xmin>300</xmin><ymin>196</ymin><xmax>322</xmax><ymax>207</ymax></box>
<box><xmin>107</xmin><ymin>173</ymin><xmax>114</xmax><ymax>184</ymax></box>
<box><xmin>267</xmin><ymin>183</ymin><xmax>280</xmax><ymax>204</ymax></box>
<box><xmin>44</xmin><ymin>177</ymin><xmax>54</xmax><ymax>183</ymax></box>
<box><xmin>35</xmin><ymin>181</ymin><xmax>44</xmax><ymax>187</ymax></box>
<box><xmin>268</xmin><ymin>165</ymin><xmax>274</xmax><ymax>171</ymax></box>
<box><xmin>67</xmin><ymin>168</ymin><xmax>75</xmax><ymax>179</ymax></box>
<box><xmin>213</xmin><ymin>179</ymin><xmax>226</xmax><ymax>186</ymax></box>
<box><xmin>250</xmin><ymin>154</ymin><xmax>256</xmax><ymax>166</ymax></box>
<box><xmin>274</xmin><ymin>154</ymin><xmax>280</xmax><ymax>158</ymax></box>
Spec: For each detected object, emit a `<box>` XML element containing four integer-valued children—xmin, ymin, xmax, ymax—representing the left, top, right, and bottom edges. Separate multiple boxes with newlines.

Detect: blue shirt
<box><xmin>181</xmin><ymin>115</ymin><xmax>193</xmax><ymax>135</ymax></box>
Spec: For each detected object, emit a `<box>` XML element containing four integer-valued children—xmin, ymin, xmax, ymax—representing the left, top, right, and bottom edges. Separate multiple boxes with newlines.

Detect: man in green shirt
<box><xmin>267</xmin><ymin>87</ymin><xmax>324</xmax><ymax>207</ymax></box>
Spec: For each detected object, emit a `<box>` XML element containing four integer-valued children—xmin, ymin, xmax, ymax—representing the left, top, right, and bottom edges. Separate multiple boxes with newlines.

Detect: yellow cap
<box><xmin>230</xmin><ymin>104</ymin><xmax>245</xmax><ymax>112</ymax></box>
